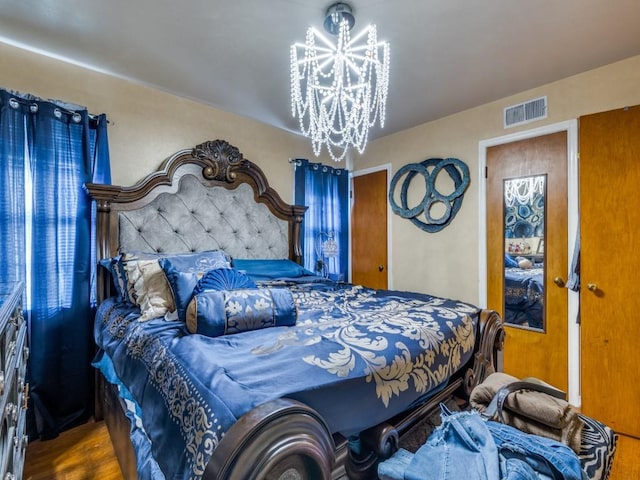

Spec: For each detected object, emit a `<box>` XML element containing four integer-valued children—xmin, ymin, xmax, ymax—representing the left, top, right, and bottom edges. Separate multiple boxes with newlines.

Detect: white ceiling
<box><xmin>2</xmin><ymin>0</ymin><xmax>640</xmax><ymax>141</ymax></box>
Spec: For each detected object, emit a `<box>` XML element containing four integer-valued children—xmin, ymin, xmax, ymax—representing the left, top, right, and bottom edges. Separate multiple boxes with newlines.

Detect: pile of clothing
<box><xmin>378</xmin><ymin>373</ymin><xmax>617</xmax><ymax>480</ymax></box>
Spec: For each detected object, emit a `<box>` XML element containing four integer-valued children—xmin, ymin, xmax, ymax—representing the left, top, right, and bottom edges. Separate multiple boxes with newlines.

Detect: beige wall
<box><xmin>0</xmin><ymin>42</ymin><xmax>318</xmax><ymax>200</ymax></box>
<box><xmin>359</xmin><ymin>54</ymin><xmax>640</xmax><ymax>304</ymax></box>
<box><xmin>2</xmin><ymin>41</ymin><xmax>639</xmax><ymax>305</ymax></box>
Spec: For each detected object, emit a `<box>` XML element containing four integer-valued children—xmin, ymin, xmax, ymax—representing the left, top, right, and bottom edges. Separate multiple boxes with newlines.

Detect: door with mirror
<box><xmin>486</xmin><ymin>131</ymin><xmax>569</xmax><ymax>392</ymax></box>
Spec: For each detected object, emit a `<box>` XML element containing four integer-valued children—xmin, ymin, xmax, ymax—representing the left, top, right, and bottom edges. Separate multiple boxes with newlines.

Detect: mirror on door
<box><xmin>503</xmin><ymin>174</ymin><xmax>546</xmax><ymax>331</ymax></box>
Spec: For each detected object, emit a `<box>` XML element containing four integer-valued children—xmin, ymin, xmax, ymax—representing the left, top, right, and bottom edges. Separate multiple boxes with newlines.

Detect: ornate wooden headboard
<box><xmin>85</xmin><ymin>139</ymin><xmax>307</xmax><ymax>301</ymax></box>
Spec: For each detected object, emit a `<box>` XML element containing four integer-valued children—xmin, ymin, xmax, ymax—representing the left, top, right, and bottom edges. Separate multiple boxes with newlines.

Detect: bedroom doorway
<box><xmin>486</xmin><ymin>131</ymin><xmax>570</xmax><ymax>393</ymax></box>
<box><xmin>351</xmin><ymin>168</ymin><xmax>389</xmax><ymax>289</ymax></box>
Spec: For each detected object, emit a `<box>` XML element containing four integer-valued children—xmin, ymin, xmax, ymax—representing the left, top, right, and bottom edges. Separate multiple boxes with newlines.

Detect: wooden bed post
<box><xmin>291</xmin><ymin>206</ymin><xmax>306</xmax><ymax>264</ymax></box>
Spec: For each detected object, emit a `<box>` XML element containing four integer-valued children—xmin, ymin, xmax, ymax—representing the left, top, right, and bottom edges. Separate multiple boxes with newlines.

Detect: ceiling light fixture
<box><xmin>290</xmin><ymin>2</ymin><xmax>390</xmax><ymax>162</ymax></box>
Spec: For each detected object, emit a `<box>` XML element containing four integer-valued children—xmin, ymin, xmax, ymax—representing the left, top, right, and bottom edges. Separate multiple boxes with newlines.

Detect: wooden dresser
<box><xmin>0</xmin><ymin>282</ymin><xmax>28</xmax><ymax>480</ymax></box>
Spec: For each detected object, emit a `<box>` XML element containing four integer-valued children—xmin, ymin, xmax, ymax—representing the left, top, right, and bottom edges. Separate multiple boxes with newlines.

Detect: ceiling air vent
<box><xmin>504</xmin><ymin>96</ymin><xmax>547</xmax><ymax>128</ymax></box>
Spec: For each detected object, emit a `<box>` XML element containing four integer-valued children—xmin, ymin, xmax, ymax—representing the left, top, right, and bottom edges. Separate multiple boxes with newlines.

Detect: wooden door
<box><xmin>487</xmin><ymin>132</ymin><xmax>569</xmax><ymax>391</ymax></box>
<box><xmin>351</xmin><ymin>170</ymin><xmax>388</xmax><ymax>289</ymax></box>
<box><xmin>580</xmin><ymin>106</ymin><xmax>640</xmax><ymax>438</ymax></box>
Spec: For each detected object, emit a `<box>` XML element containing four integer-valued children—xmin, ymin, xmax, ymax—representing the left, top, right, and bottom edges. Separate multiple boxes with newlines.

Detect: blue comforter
<box><xmin>94</xmin><ymin>281</ymin><xmax>480</xmax><ymax>480</ymax></box>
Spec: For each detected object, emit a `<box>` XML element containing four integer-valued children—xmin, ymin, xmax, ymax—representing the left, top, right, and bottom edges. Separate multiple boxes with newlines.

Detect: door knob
<box><xmin>587</xmin><ymin>283</ymin><xmax>598</xmax><ymax>292</ymax></box>
<box><xmin>378</xmin><ymin>265</ymin><xmax>384</xmax><ymax>272</ymax></box>
<box><xmin>553</xmin><ymin>277</ymin><xmax>565</xmax><ymax>287</ymax></box>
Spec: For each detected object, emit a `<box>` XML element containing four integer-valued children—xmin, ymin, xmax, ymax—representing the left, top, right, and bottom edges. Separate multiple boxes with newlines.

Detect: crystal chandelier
<box><xmin>290</xmin><ymin>2</ymin><xmax>390</xmax><ymax>162</ymax></box>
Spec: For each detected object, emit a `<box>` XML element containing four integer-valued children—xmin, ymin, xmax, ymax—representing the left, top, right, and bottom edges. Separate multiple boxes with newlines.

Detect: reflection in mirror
<box><xmin>503</xmin><ymin>174</ymin><xmax>546</xmax><ymax>331</ymax></box>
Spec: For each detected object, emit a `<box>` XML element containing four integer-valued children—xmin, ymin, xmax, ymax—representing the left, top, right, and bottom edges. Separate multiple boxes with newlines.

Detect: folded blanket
<box><xmin>470</xmin><ymin>372</ymin><xmax>584</xmax><ymax>452</ymax></box>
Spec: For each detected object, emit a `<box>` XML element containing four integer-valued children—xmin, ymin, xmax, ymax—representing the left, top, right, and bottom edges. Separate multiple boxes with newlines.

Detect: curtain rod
<box><xmin>2</xmin><ymin>87</ymin><xmax>112</xmax><ymax>124</ymax></box>
<box><xmin>288</xmin><ymin>158</ymin><xmax>346</xmax><ymax>175</ymax></box>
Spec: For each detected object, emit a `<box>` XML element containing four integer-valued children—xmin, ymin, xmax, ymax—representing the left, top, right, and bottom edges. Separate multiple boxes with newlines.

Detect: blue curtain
<box><xmin>0</xmin><ymin>89</ymin><xmax>111</xmax><ymax>439</ymax></box>
<box><xmin>294</xmin><ymin>160</ymin><xmax>349</xmax><ymax>278</ymax></box>
<box><xmin>0</xmin><ymin>92</ymin><xmax>27</xmax><ymax>287</ymax></box>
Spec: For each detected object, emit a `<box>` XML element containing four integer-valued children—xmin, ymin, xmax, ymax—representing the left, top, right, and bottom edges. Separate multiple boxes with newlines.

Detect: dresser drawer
<box><xmin>0</xmin><ymin>283</ymin><xmax>27</xmax><ymax>480</ymax></box>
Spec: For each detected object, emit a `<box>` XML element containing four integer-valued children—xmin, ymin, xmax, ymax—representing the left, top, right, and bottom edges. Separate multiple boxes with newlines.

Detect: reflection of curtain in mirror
<box><xmin>293</xmin><ymin>159</ymin><xmax>349</xmax><ymax>277</ymax></box>
<box><xmin>504</xmin><ymin>176</ymin><xmax>545</xmax><ymax>239</ymax></box>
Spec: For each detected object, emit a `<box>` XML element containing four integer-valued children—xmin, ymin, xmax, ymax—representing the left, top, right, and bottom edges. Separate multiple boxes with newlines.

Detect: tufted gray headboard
<box><xmin>86</xmin><ymin>139</ymin><xmax>307</xmax><ymax>301</ymax></box>
<box><xmin>119</xmin><ymin>176</ymin><xmax>290</xmax><ymax>259</ymax></box>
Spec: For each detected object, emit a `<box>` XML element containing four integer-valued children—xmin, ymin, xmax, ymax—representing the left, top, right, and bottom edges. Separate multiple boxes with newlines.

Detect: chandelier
<box><xmin>290</xmin><ymin>2</ymin><xmax>390</xmax><ymax>162</ymax></box>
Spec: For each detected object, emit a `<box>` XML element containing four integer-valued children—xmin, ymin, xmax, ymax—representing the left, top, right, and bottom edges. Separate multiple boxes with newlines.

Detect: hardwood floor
<box><xmin>23</xmin><ymin>420</ymin><xmax>122</xmax><ymax>480</ymax></box>
<box><xmin>608</xmin><ymin>434</ymin><xmax>640</xmax><ymax>480</ymax></box>
<box><xmin>22</xmin><ymin>419</ymin><xmax>640</xmax><ymax>479</ymax></box>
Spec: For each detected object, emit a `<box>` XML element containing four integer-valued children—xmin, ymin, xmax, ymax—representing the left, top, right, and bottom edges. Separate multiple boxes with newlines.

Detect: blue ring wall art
<box><xmin>389</xmin><ymin>157</ymin><xmax>470</xmax><ymax>233</ymax></box>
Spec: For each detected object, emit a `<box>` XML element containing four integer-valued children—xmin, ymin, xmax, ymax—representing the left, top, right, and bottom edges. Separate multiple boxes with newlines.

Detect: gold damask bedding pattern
<box><xmin>94</xmin><ymin>281</ymin><xmax>480</xmax><ymax>480</ymax></box>
<box><xmin>253</xmin><ymin>283</ymin><xmax>477</xmax><ymax>407</ymax></box>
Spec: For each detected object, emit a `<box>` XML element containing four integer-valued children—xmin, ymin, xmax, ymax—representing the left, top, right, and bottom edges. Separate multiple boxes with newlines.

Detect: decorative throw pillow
<box><xmin>185</xmin><ymin>288</ymin><xmax>297</xmax><ymax>337</ymax></box>
<box><xmin>577</xmin><ymin>413</ymin><xmax>618</xmax><ymax>480</ymax></box>
<box><xmin>112</xmin><ymin>255</ymin><xmax>136</xmax><ymax>303</ymax></box>
<box><xmin>159</xmin><ymin>251</ymin><xmax>232</xmax><ymax>322</ymax></box>
<box><xmin>516</xmin><ymin>257</ymin><xmax>533</xmax><ymax>269</ymax></box>
<box><xmin>122</xmin><ymin>254</ymin><xmax>175</xmax><ymax>321</ymax></box>
<box><xmin>193</xmin><ymin>268</ymin><xmax>256</xmax><ymax>295</ymax></box>
<box><xmin>100</xmin><ymin>255</ymin><xmax>139</xmax><ymax>304</ymax></box>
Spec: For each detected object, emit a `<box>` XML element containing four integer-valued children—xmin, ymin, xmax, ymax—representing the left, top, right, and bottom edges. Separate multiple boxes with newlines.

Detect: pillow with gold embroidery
<box><xmin>185</xmin><ymin>288</ymin><xmax>297</xmax><ymax>336</ymax></box>
<box><xmin>121</xmin><ymin>252</ymin><xmax>175</xmax><ymax>321</ymax></box>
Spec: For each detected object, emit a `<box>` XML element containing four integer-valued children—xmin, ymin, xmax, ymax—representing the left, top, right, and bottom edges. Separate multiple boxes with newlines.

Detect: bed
<box><xmin>86</xmin><ymin>139</ymin><xmax>504</xmax><ymax>480</ymax></box>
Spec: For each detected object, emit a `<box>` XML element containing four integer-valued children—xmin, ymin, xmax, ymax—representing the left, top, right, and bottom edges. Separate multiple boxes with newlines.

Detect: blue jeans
<box><xmin>487</xmin><ymin>421</ymin><xmax>587</xmax><ymax>480</ymax></box>
<box><xmin>403</xmin><ymin>407</ymin><xmax>500</xmax><ymax>480</ymax></box>
<box><xmin>388</xmin><ymin>405</ymin><xmax>585</xmax><ymax>480</ymax></box>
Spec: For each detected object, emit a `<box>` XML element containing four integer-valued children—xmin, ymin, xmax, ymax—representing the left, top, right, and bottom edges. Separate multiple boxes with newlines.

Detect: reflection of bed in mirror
<box><xmin>504</xmin><ymin>257</ymin><xmax>544</xmax><ymax>330</ymax></box>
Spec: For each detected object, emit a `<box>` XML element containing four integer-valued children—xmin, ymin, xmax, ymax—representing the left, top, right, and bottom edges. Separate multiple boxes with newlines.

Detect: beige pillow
<box><xmin>518</xmin><ymin>258</ymin><xmax>533</xmax><ymax>269</ymax></box>
<box><xmin>123</xmin><ymin>256</ymin><xmax>176</xmax><ymax>321</ymax></box>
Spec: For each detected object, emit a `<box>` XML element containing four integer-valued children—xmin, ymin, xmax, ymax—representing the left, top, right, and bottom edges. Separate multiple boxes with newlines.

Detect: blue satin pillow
<box><xmin>193</xmin><ymin>268</ymin><xmax>256</xmax><ymax>295</ymax></box>
<box><xmin>230</xmin><ymin>258</ymin><xmax>314</xmax><ymax>280</ymax></box>
<box><xmin>159</xmin><ymin>251</ymin><xmax>231</xmax><ymax>322</ymax></box>
<box><xmin>99</xmin><ymin>252</ymin><xmax>148</xmax><ymax>305</ymax></box>
<box><xmin>99</xmin><ymin>255</ymin><xmax>134</xmax><ymax>303</ymax></box>
<box><xmin>186</xmin><ymin>288</ymin><xmax>297</xmax><ymax>337</ymax></box>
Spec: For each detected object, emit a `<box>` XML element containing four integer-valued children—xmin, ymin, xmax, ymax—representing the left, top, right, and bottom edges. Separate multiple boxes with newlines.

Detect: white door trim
<box><xmin>350</xmin><ymin>164</ymin><xmax>393</xmax><ymax>289</ymax></box>
<box><xmin>478</xmin><ymin>120</ymin><xmax>580</xmax><ymax>407</ymax></box>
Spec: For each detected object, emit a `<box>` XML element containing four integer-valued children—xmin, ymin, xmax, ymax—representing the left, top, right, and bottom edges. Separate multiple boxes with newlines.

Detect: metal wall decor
<box><xmin>389</xmin><ymin>157</ymin><xmax>470</xmax><ymax>232</ymax></box>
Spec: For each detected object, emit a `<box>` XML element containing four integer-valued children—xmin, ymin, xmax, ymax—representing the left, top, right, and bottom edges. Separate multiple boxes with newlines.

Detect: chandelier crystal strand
<box><xmin>291</xmin><ymin>4</ymin><xmax>390</xmax><ymax>162</ymax></box>
<box><xmin>504</xmin><ymin>176</ymin><xmax>545</xmax><ymax>207</ymax></box>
